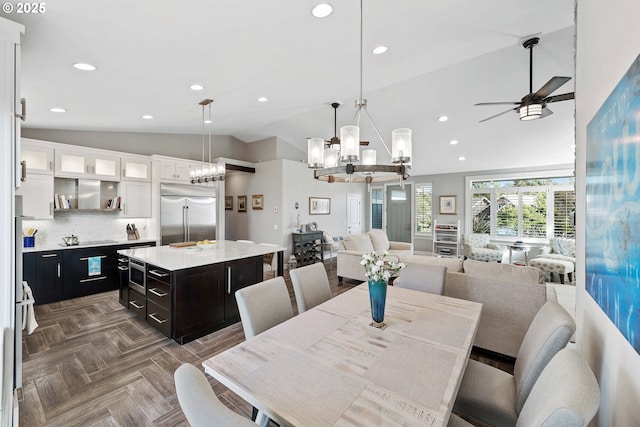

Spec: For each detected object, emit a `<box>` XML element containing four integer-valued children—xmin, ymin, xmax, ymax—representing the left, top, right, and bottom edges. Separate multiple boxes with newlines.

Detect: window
<box><xmin>467</xmin><ymin>174</ymin><xmax>575</xmax><ymax>241</ymax></box>
<box><xmin>415</xmin><ymin>183</ymin><xmax>432</xmax><ymax>233</ymax></box>
<box><xmin>371</xmin><ymin>188</ymin><xmax>383</xmax><ymax>230</ymax></box>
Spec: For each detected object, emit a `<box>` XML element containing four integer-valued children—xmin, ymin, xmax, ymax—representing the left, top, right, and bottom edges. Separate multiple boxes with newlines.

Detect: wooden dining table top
<box><xmin>203</xmin><ymin>283</ymin><xmax>482</xmax><ymax>427</ymax></box>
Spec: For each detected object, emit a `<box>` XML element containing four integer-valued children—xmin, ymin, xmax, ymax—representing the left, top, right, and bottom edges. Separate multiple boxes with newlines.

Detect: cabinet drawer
<box><xmin>147</xmin><ymin>300</ymin><xmax>171</xmax><ymax>337</ymax></box>
<box><xmin>147</xmin><ymin>265</ymin><xmax>171</xmax><ymax>285</ymax></box>
<box><xmin>128</xmin><ymin>289</ymin><xmax>146</xmax><ymax>319</ymax></box>
<box><xmin>146</xmin><ymin>280</ymin><xmax>171</xmax><ymax>310</ymax></box>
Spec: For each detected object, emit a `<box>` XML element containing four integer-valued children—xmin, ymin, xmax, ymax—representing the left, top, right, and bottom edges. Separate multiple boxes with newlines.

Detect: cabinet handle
<box><xmin>122</xmin><ymin>202</ymin><xmax>126</xmax><ymax>215</ymax></box>
<box><xmin>118</xmin><ymin>257</ymin><xmax>128</xmax><ymax>263</ymax></box>
<box><xmin>20</xmin><ymin>161</ymin><xmax>26</xmax><ymax>182</ymax></box>
<box><xmin>79</xmin><ymin>255</ymin><xmax>107</xmax><ymax>261</ymax></box>
<box><xmin>41</xmin><ymin>253</ymin><xmax>57</xmax><ymax>258</ymax></box>
<box><xmin>49</xmin><ymin>161</ymin><xmax>53</xmax><ymax>171</ymax></box>
<box><xmin>148</xmin><ymin>269</ymin><xmax>169</xmax><ymax>278</ymax></box>
<box><xmin>16</xmin><ymin>98</ymin><xmax>26</xmax><ymax>121</ymax></box>
<box><xmin>57</xmin><ymin>263</ymin><xmax>61</xmax><ymax>278</ymax></box>
<box><xmin>148</xmin><ymin>313</ymin><xmax>167</xmax><ymax>324</ymax></box>
<box><xmin>148</xmin><ymin>288</ymin><xmax>168</xmax><ymax>297</ymax></box>
<box><xmin>86</xmin><ymin>165</ymin><xmax>89</xmax><ymax>173</ymax></box>
<box><xmin>227</xmin><ymin>266</ymin><xmax>231</xmax><ymax>295</ymax></box>
<box><xmin>130</xmin><ymin>301</ymin><xmax>143</xmax><ymax>309</ymax></box>
<box><xmin>80</xmin><ymin>276</ymin><xmax>107</xmax><ymax>283</ymax></box>
<box><xmin>49</xmin><ymin>202</ymin><xmax>53</xmax><ymax>216</ymax></box>
<box><xmin>117</xmin><ymin>266</ymin><xmax>128</xmax><ymax>271</ymax></box>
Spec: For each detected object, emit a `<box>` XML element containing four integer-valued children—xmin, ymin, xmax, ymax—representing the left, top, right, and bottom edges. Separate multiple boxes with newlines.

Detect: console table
<box><xmin>292</xmin><ymin>231</ymin><xmax>323</xmax><ymax>267</ymax></box>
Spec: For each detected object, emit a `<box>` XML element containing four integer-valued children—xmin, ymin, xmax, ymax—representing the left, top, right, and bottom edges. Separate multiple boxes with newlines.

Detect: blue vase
<box><xmin>368</xmin><ymin>279</ymin><xmax>388</xmax><ymax>324</ymax></box>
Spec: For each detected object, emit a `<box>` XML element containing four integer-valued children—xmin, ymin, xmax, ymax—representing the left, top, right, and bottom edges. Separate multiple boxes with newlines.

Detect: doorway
<box><xmin>346</xmin><ymin>193</ymin><xmax>362</xmax><ymax>235</ymax></box>
<box><xmin>385</xmin><ymin>184</ymin><xmax>412</xmax><ymax>243</ymax></box>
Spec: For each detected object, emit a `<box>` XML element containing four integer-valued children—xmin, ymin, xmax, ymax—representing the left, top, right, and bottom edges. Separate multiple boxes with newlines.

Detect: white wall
<box><xmin>575</xmin><ymin>1</ymin><xmax>640</xmax><ymax>425</ymax></box>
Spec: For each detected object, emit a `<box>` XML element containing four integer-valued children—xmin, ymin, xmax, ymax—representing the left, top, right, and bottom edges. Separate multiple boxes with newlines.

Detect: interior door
<box><xmin>386</xmin><ymin>184</ymin><xmax>412</xmax><ymax>243</ymax></box>
<box><xmin>346</xmin><ymin>193</ymin><xmax>362</xmax><ymax>235</ymax></box>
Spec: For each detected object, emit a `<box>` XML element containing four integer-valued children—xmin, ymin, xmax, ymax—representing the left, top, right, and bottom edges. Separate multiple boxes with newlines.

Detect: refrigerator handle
<box><xmin>183</xmin><ymin>205</ymin><xmax>189</xmax><ymax>241</ymax></box>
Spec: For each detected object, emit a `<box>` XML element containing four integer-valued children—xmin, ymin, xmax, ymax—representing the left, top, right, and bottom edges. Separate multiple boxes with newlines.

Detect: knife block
<box><xmin>126</xmin><ymin>227</ymin><xmax>140</xmax><ymax>240</ymax></box>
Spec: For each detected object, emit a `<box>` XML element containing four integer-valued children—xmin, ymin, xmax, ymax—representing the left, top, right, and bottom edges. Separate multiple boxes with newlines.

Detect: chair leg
<box><xmin>338</xmin><ymin>276</ymin><xmax>343</xmax><ymax>285</ymax></box>
<box><xmin>568</xmin><ymin>272</ymin><xmax>573</xmax><ymax>283</ymax></box>
<box><xmin>252</xmin><ymin>406</ymin><xmax>258</xmax><ymax>421</ymax></box>
<box><xmin>560</xmin><ymin>274</ymin><xmax>565</xmax><ymax>284</ymax></box>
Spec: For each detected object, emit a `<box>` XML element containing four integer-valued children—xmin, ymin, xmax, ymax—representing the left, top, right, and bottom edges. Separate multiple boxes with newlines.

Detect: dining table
<box><xmin>203</xmin><ymin>283</ymin><xmax>482</xmax><ymax>427</ymax></box>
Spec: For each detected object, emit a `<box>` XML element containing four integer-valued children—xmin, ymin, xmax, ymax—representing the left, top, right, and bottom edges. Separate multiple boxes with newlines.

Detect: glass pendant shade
<box><xmin>362</xmin><ymin>149</ymin><xmax>376</xmax><ymax>165</ymax></box>
<box><xmin>391</xmin><ymin>128</ymin><xmax>412</xmax><ymax>163</ymax></box>
<box><xmin>307</xmin><ymin>138</ymin><xmax>325</xmax><ymax>168</ymax></box>
<box><xmin>324</xmin><ymin>147</ymin><xmax>339</xmax><ymax>168</ymax></box>
<box><xmin>340</xmin><ymin>125</ymin><xmax>360</xmax><ymax>162</ymax></box>
<box><xmin>519</xmin><ymin>103</ymin><xmax>543</xmax><ymax>120</ymax></box>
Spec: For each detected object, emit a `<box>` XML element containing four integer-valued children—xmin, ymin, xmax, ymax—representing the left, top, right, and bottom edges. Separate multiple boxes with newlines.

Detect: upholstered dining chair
<box><xmin>394</xmin><ymin>262</ymin><xmax>447</xmax><ymax>295</ymax></box>
<box><xmin>453</xmin><ymin>300</ymin><xmax>576</xmax><ymax>427</ymax></box>
<box><xmin>449</xmin><ymin>348</ymin><xmax>600</xmax><ymax>427</ymax></box>
<box><xmin>174</xmin><ymin>363</ymin><xmax>255</xmax><ymax>427</ymax></box>
<box><xmin>462</xmin><ymin>233</ymin><xmax>503</xmax><ymax>262</ymax></box>
<box><xmin>235</xmin><ymin>276</ymin><xmax>293</xmax><ymax>339</ymax></box>
<box><xmin>289</xmin><ymin>262</ymin><xmax>333</xmax><ymax>314</ymax></box>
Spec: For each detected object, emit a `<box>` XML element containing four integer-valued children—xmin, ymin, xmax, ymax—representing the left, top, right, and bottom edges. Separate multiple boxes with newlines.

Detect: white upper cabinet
<box><xmin>120</xmin><ymin>181</ymin><xmax>151</xmax><ymax>218</ymax></box>
<box><xmin>121</xmin><ymin>155</ymin><xmax>150</xmax><ymax>182</ymax></box>
<box><xmin>15</xmin><ymin>173</ymin><xmax>54</xmax><ymax>219</ymax></box>
<box><xmin>21</xmin><ymin>139</ymin><xmax>54</xmax><ymax>175</ymax></box>
<box><xmin>55</xmin><ymin>149</ymin><xmax>121</xmax><ymax>180</ymax></box>
<box><xmin>159</xmin><ymin>159</ymin><xmax>192</xmax><ymax>182</ymax></box>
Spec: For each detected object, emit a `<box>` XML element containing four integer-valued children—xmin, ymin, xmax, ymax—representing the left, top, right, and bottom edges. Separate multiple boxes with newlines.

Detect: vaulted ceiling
<box><xmin>9</xmin><ymin>0</ymin><xmax>576</xmax><ymax>175</ymax></box>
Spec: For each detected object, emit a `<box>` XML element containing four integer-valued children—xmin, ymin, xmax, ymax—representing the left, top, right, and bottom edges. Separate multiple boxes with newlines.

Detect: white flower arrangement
<box><xmin>360</xmin><ymin>251</ymin><xmax>406</xmax><ymax>282</ymax></box>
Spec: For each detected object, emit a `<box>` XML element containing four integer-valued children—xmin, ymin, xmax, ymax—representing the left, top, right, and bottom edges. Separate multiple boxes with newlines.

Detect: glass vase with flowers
<box><xmin>360</xmin><ymin>251</ymin><xmax>406</xmax><ymax>327</ymax></box>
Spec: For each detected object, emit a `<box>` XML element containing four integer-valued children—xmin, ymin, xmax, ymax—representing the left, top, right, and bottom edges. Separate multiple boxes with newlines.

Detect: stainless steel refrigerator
<box><xmin>160</xmin><ymin>184</ymin><xmax>217</xmax><ymax>245</ymax></box>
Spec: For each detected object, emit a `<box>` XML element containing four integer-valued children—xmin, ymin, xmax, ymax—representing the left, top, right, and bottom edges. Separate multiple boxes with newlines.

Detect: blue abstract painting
<box><xmin>586</xmin><ymin>53</ymin><xmax>640</xmax><ymax>354</ymax></box>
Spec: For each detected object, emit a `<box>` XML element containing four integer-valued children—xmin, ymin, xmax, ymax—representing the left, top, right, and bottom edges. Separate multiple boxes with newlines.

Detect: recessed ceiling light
<box><xmin>257</xmin><ymin>97</ymin><xmax>269</xmax><ymax>103</ymax></box>
<box><xmin>458</xmin><ymin>156</ymin><xmax>466</xmax><ymax>161</ymax></box>
<box><xmin>312</xmin><ymin>3</ymin><xmax>333</xmax><ymax>18</ymax></box>
<box><xmin>204</xmin><ymin>119</ymin><xmax>212</xmax><ymax>124</ymax></box>
<box><xmin>450</xmin><ymin>140</ymin><xmax>459</xmax><ymax>145</ymax></box>
<box><xmin>73</xmin><ymin>63</ymin><xmax>96</xmax><ymax>71</ymax></box>
<box><xmin>142</xmin><ymin>114</ymin><xmax>154</xmax><ymax>120</ymax></box>
<box><xmin>49</xmin><ymin>107</ymin><xmax>66</xmax><ymax>113</ymax></box>
<box><xmin>190</xmin><ymin>84</ymin><xmax>204</xmax><ymax>91</ymax></box>
<box><xmin>372</xmin><ymin>46</ymin><xmax>387</xmax><ymax>55</ymax></box>
<box><xmin>437</xmin><ymin>115</ymin><xmax>448</xmax><ymax>122</ymax></box>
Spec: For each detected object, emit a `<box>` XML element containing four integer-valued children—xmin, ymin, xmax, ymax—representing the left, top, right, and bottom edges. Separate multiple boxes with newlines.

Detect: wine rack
<box><xmin>292</xmin><ymin>231</ymin><xmax>324</xmax><ymax>267</ymax></box>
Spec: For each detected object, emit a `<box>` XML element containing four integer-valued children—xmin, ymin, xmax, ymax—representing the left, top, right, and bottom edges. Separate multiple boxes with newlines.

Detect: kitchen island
<box><xmin>118</xmin><ymin>241</ymin><xmax>285</xmax><ymax>344</ymax></box>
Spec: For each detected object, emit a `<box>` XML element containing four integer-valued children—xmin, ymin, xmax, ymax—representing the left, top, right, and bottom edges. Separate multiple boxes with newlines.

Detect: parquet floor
<box><xmin>18</xmin><ymin>261</ymin><xmax>513</xmax><ymax>426</ymax></box>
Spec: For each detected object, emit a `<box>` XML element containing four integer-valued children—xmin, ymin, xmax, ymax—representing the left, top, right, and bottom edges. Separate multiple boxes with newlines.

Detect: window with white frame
<box><xmin>371</xmin><ymin>188</ymin><xmax>383</xmax><ymax>230</ymax></box>
<box><xmin>468</xmin><ymin>175</ymin><xmax>575</xmax><ymax>241</ymax></box>
<box><xmin>415</xmin><ymin>183</ymin><xmax>433</xmax><ymax>234</ymax></box>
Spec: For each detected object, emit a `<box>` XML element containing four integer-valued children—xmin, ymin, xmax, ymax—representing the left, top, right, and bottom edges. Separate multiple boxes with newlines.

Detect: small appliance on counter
<box><xmin>61</xmin><ymin>235</ymin><xmax>80</xmax><ymax>246</ymax></box>
<box><xmin>126</xmin><ymin>223</ymin><xmax>140</xmax><ymax>240</ymax></box>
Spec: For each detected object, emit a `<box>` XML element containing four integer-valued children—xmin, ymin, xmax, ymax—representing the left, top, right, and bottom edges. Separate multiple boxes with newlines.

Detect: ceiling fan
<box><xmin>475</xmin><ymin>37</ymin><xmax>575</xmax><ymax>123</ymax></box>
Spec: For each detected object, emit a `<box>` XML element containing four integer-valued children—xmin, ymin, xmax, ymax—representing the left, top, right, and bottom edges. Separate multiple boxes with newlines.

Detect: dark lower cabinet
<box><xmin>23</xmin><ymin>250</ymin><xmax>64</xmax><ymax>305</ymax></box>
<box><xmin>63</xmin><ymin>247</ymin><xmax>118</xmax><ymax>299</ymax></box>
<box><xmin>129</xmin><ymin>255</ymin><xmax>263</xmax><ymax>344</ymax></box>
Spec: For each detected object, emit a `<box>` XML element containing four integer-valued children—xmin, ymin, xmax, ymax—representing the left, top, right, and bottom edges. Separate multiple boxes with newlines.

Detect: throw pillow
<box><xmin>367</xmin><ymin>230</ymin><xmax>390</xmax><ymax>252</ymax></box>
<box><xmin>323</xmin><ymin>232</ymin><xmax>334</xmax><ymax>245</ymax></box>
<box><xmin>343</xmin><ymin>233</ymin><xmax>375</xmax><ymax>253</ymax></box>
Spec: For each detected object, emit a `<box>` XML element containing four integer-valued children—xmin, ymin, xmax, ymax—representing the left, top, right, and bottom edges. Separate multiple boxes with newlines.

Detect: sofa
<box><xmin>400</xmin><ymin>256</ymin><xmax>554</xmax><ymax>357</ymax></box>
<box><xmin>337</xmin><ymin>230</ymin><xmax>412</xmax><ymax>283</ymax></box>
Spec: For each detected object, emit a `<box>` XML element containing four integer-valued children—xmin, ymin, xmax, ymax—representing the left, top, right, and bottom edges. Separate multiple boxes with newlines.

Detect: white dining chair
<box><xmin>235</xmin><ymin>276</ymin><xmax>293</xmax><ymax>339</ymax></box>
<box><xmin>394</xmin><ymin>262</ymin><xmax>447</xmax><ymax>295</ymax></box>
<box><xmin>289</xmin><ymin>262</ymin><xmax>333</xmax><ymax>313</ymax></box>
<box><xmin>174</xmin><ymin>363</ymin><xmax>255</xmax><ymax>427</ymax></box>
<box><xmin>453</xmin><ymin>301</ymin><xmax>576</xmax><ymax>427</ymax></box>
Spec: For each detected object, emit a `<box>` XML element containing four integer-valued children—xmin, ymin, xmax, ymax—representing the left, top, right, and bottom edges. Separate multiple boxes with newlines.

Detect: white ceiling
<box><xmin>9</xmin><ymin>0</ymin><xmax>576</xmax><ymax>176</ymax></box>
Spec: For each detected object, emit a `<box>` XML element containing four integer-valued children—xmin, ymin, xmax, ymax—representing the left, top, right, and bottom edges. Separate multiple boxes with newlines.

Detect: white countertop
<box><xmin>117</xmin><ymin>241</ymin><xmax>286</xmax><ymax>271</ymax></box>
<box><xmin>22</xmin><ymin>238</ymin><xmax>157</xmax><ymax>253</ymax></box>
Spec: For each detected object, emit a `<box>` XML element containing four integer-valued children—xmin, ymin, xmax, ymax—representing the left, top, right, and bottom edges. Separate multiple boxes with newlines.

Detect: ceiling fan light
<box><xmin>519</xmin><ymin>103</ymin><xmax>543</xmax><ymax>120</ymax></box>
<box><xmin>308</xmin><ymin>138</ymin><xmax>325</xmax><ymax>168</ymax></box>
<box><xmin>340</xmin><ymin>125</ymin><xmax>360</xmax><ymax>162</ymax></box>
<box><xmin>391</xmin><ymin>128</ymin><xmax>412</xmax><ymax>163</ymax></box>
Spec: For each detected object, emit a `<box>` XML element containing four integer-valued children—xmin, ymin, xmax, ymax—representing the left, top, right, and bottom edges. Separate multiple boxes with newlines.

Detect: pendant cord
<box><xmin>201</xmin><ymin>105</ymin><xmax>205</xmax><ymax>166</ymax></box>
<box><xmin>359</xmin><ymin>0</ymin><xmax>363</xmax><ymax>102</ymax></box>
<box><xmin>208</xmin><ymin>103</ymin><xmax>212</xmax><ymax>165</ymax></box>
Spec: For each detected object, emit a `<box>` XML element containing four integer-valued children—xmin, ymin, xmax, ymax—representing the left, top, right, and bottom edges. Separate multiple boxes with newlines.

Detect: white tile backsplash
<box><xmin>23</xmin><ymin>213</ymin><xmax>155</xmax><ymax>246</ymax></box>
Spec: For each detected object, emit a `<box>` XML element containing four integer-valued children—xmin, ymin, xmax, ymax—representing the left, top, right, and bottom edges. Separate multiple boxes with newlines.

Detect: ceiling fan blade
<box><xmin>545</xmin><ymin>92</ymin><xmax>575</xmax><ymax>103</ymax></box>
<box><xmin>541</xmin><ymin>107</ymin><xmax>553</xmax><ymax>118</ymax></box>
<box><xmin>534</xmin><ymin>76</ymin><xmax>571</xmax><ymax>98</ymax></box>
<box><xmin>359</xmin><ymin>141</ymin><xmax>369</xmax><ymax>146</ymax></box>
<box><xmin>475</xmin><ymin>101</ymin><xmax>520</xmax><ymax>106</ymax></box>
<box><xmin>479</xmin><ymin>107</ymin><xmax>518</xmax><ymax>123</ymax></box>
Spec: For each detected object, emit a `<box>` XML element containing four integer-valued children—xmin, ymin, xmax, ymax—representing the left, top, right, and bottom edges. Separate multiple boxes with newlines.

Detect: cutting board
<box><xmin>169</xmin><ymin>241</ymin><xmax>197</xmax><ymax>248</ymax></box>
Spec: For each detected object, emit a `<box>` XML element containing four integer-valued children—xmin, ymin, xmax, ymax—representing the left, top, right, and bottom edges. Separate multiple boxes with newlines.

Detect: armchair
<box><xmin>462</xmin><ymin>233</ymin><xmax>503</xmax><ymax>262</ymax></box>
<box><xmin>536</xmin><ymin>237</ymin><xmax>576</xmax><ymax>266</ymax></box>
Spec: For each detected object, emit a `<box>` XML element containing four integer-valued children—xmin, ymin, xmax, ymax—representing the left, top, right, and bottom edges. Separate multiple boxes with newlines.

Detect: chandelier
<box><xmin>190</xmin><ymin>99</ymin><xmax>225</xmax><ymax>184</ymax></box>
<box><xmin>307</xmin><ymin>0</ymin><xmax>411</xmax><ymax>187</ymax></box>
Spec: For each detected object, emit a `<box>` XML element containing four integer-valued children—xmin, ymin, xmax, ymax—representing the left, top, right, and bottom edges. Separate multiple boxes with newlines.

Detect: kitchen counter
<box><xmin>118</xmin><ymin>240</ymin><xmax>285</xmax><ymax>271</ymax></box>
<box><xmin>23</xmin><ymin>238</ymin><xmax>157</xmax><ymax>253</ymax></box>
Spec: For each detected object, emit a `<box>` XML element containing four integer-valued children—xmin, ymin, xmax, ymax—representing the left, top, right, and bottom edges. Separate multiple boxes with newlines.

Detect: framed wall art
<box><xmin>252</xmin><ymin>194</ymin><xmax>264</xmax><ymax>210</ymax></box>
<box><xmin>439</xmin><ymin>195</ymin><xmax>457</xmax><ymax>215</ymax></box>
<box><xmin>225</xmin><ymin>196</ymin><xmax>233</xmax><ymax>210</ymax></box>
<box><xmin>237</xmin><ymin>195</ymin><xmax>247</xmax><ymax>212</ymax></box>
<box><xmin>309</xmin><ymin>197</ymin><xmax>330</xmax><ymax>215</ymax></box>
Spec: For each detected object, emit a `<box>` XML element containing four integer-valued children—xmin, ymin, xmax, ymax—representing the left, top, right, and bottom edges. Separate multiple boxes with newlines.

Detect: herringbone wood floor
<box><xmin>19</xmin><ymin>261</ymin><xmax>513</xmax><ymax>426</ymax></box>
